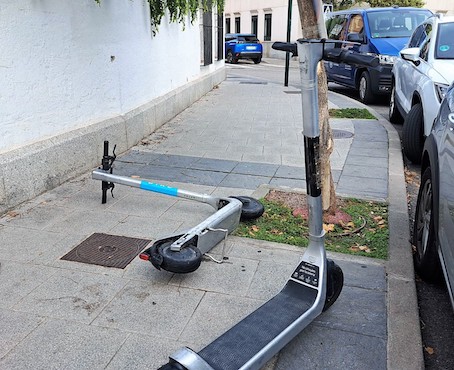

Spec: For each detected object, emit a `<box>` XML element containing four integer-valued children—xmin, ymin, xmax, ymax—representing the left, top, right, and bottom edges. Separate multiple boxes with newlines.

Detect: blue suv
<box><xmin>325</xmin><ymin>7</ymin><xmax>432</xmax><ymax>103</ymax></box>
<box><xmin>225</xmin><ymin>33</ymin><xmax>263</xmax><ymax>64</ymax></box>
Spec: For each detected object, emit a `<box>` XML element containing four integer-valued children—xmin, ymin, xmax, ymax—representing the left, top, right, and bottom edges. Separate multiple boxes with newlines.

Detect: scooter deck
<box><xmin>196</xmin><ymin>280</ymin><xmax>318</xmax><ymax>370</ymax></box>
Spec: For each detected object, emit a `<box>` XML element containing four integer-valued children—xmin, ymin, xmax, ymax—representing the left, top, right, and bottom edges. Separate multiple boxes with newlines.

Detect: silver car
<box><xmin>414</xmin><ymin>82</ymin><xmax>454</xmax><ymax>307</ymax></box>
<box><xmin>390</xmin><ymin>15</ymin><xmax>454</xmax><ymax>164</ymax></box>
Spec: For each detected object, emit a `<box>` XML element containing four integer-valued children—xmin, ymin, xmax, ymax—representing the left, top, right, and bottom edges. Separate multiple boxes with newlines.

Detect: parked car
<box><xmin>225</xmin><ymin>33</ymin><xmax>263</xmax><ymax>64</ymax></box>
<box><xmin>390</xmin><ymin>15</ymin><xmax>454</xmax><ymax>163</ymax></box>
<box><xmin>413</xmin><ymin>82</ymin><xmax>454</xmax><ymax>308</ymax></box>
<box><xmin>325</xmin><ymin>7</ymin><xmax>432</xmax><ymax>103</ymax></box>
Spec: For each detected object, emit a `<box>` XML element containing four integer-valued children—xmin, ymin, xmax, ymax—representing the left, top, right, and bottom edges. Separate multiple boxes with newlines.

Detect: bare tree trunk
<box><xmin>297</xmin><ymin>0</ymin><xmax>337</xmax><ymax>213</ymax></box>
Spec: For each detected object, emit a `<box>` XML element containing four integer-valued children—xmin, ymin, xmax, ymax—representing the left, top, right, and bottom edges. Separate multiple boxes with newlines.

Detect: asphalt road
<box><xmin>226</xmin><ymin>59</ymin><xmax>454</xmax><ymax>369</ymax></box>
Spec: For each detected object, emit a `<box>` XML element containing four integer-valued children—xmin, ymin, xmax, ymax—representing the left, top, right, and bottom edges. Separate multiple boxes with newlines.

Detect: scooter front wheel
<box><xmin>230</xmin><ymin>196</ymin><xmax>264</xmax><ymax>221</ymax></box>
<box><xmin>323</xmin><ymin>259</ymin><xmax>344</xmax><ymax>312</ymax></box>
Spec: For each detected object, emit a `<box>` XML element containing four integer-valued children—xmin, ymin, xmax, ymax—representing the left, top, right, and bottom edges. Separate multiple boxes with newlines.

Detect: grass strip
<box><xmin>234</xmin><ymin>197</ymin><xmax>388</xmax><ymax>259</ymax></box>
<box><xmin>329</xmin><ymin>108</ymin><xmax>376</xmax><ymax>119</ymax></box>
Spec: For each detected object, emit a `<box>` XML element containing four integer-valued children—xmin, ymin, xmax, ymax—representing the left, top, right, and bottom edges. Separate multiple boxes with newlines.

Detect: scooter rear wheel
<box><xmin>230</xmin><ymin>196</ymin><xmax>264</xmax><ymax>221</ymax></box>
<box><xmin>323</xmin><ymin>259</ymin><xmax>344</xmax><ymax>312</ymax></box>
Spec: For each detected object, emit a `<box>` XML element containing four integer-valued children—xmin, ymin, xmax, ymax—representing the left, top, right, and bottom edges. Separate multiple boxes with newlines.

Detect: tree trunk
<box><xmin>297</xmin><ymin>0</ymin><xmax>337</xmax><ymax>214</ymax></box>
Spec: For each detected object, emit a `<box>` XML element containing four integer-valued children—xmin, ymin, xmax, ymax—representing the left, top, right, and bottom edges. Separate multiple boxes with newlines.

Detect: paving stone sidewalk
<box><xmin>0</xmin><ymin>72</ymin><xmax>421</xmax><ymax>369</ymax></box>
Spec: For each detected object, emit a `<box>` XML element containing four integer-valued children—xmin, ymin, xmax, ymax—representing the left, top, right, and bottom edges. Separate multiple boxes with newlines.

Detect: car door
<box><xmin>325</xmin><ymin>14</ymin><xmax>350</xmax><ymax>84</ymax></box>
<box><xmin>398</xmin><ymin>23</ymin><xmax>430</xmax><ymax>113</ymax></box>
<box><xmin>438</xmin><ymin>94</ymin><xmax>454</xmax><ymax>292</ymax></box>
<box><xmin>343</xmin><ymin>14</ymin><xmax>365</xmax><ymax>85</ymax></box>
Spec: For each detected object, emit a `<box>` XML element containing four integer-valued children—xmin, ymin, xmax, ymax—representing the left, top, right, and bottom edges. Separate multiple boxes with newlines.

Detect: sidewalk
<box><xmin>0</xmin><ymin>68</ymin><xmax>421</xmax><ymax>369</ymax></box>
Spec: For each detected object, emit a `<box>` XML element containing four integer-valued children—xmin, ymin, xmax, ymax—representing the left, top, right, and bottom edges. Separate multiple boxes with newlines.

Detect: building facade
<box><xmin>0</xmin><ymin>0</ymin><xmax>224</xmax><ymax>213</ymax></box>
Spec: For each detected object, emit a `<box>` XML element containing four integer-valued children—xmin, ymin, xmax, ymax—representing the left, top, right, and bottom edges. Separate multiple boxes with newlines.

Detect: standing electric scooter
<box><xmin>157</xmin><ymin>29</ymin><xmax>379</xmax><ymax>370</ymax></box>
<box><xmin>93</xmin><ymin>141</ymin><xmax>264</xmax><ymax>273</ymax></box>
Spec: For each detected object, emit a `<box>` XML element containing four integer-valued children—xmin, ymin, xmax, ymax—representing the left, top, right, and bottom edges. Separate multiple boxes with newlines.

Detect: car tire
<box><xmin>402</xmin><ymin>103</ymin><xmax>424</xmax><ymax>164</ymax></box>
<box><xmin>358</xmin><ymin>71</ymin><xmax>375</xmax><ymax>104</ymax></box>
<box><xmin>413</xmin><ymin>166</ymin><xmax>442</xmax><ymax>282</ymax></box>
<box><xmin>253</xmin><ymin>57</ymin><xmax>261</xmax><ymax>64</ymax></box>
<box><xmin>226</xmin><ymin>50</ymin><xmax>237</xmax><ymax>64</ymax></box>
<box><xmin>389</xmin><ymin>83</ymin><xmax>403</xmax><ymax>124</ymax></box>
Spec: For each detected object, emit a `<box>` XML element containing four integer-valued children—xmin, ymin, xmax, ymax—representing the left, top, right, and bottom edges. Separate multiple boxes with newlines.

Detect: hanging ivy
<box><xmin>95</xmin><ymin>0</ymin><xmax>224</xmax><ymax>35</ymax></box>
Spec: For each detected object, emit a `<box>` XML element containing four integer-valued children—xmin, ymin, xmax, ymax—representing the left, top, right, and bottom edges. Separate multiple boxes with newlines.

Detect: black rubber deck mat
<box><xmin>61</xmin><ymin>233</ymin><xmax>151</xmax><ymax>269</ymax></box>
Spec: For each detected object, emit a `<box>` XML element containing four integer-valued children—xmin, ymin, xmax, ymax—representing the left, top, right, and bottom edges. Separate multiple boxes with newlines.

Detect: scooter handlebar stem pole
<box><xmin>297</xmin><ymin>40</ymin><xmax>325</xmax><ymax>238</ymax></box>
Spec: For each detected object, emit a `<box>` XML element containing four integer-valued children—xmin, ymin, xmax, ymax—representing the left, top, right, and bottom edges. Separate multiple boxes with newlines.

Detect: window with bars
<box><xmin>235</xmin><ymin>16</ymin><xmax>240</xmax><ymax>33</ymax></box>
<box><xmin>225</xmin><ymin>17</ymin><xmax>231</xmax><ymax>34</ymax></box>
<box><xmin>251</xmin><ymin>15</ymin><xmax>258</xmax><ymax>37</ymax></box>
<box><xmin>264</xmin><ymin>13</ymin><xmax>272</xmax><ymax>41</ymax></box>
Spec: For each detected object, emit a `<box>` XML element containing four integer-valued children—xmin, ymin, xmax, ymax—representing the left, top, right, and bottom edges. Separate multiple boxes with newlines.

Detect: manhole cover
<box><xmin>239</xmin><ymin>81</ymin><xmax>268</xmax><ymax>85</ymax></box>
<box><xmin>61</xmin><ymin>233</ymin><xmax>151</xmax><ymax>269</ymax></box>
<box><xmin>332</xmin><ymin>129</ymin><xmax>354</xmax><ymax>139</ymax></box>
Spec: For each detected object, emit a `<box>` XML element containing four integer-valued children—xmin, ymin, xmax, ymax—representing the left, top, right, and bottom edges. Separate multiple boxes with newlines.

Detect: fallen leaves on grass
<box><xmin>234</xmin><ymin>190</ymin><xmax>388</xmax><ymax>259</ymax></box>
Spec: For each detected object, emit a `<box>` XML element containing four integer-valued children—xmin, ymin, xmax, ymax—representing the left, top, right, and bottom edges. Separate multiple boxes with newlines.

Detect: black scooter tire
<box><xmin>230</xmin><ymin>196</ymin><xmax>264</xmax><ymax>221</ymax></box>
<box><xmin>149</xmin><ymin>240</ymin><xmax>202</xmax><ymax>274</ymax></box>
<box><xmin>323</xmin><ymin>259</ymin><xmax>344</xmax><ymax>312</ymax></box>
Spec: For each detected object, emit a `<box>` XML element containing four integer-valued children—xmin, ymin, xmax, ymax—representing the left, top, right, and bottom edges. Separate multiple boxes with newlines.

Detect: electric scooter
<box><xmin>156</xmin><ymin>30</ymin><xmax>379</xmax><ymax>370</ymax></box>
<box><xmin>92</xmin><ymin>141</ymin><xmax>264</xmax><ymax>273</ymax></box>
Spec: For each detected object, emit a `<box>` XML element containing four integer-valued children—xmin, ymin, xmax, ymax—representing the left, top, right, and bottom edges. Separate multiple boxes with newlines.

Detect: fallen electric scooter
<box><xmin>92</xmin><ymin>141</ymin><xmax>264</xmax><ymax>273</ymax></box>
<box><xmin>156</xmin><ymin>23</ymin><xmax>379</xmax><ymax>370</ymax></box>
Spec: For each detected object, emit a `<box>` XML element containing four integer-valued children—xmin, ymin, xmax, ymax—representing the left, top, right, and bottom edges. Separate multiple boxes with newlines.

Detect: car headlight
<box><xmin>435</xmin><ymin>83</ymin><xmax>450</xmax><ymax>103</ymax></box>
<box><xmin>378</xmin><ymin>54</ymin><xmax>396</xmax><ymax>65</ymax></box>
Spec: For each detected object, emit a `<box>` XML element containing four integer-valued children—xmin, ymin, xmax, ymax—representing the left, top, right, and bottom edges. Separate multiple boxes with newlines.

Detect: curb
<box><xmin>332</xmin><ymin>92</ymin><xmax>424</xmax><ymax>370</ymax></box>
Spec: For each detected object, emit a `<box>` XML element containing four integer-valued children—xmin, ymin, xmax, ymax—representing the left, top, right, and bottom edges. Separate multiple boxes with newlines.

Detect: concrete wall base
<box><xmin>0</xmin><ymin>68</ymin><xmax>225</xmax><ymax>215</ymax></box>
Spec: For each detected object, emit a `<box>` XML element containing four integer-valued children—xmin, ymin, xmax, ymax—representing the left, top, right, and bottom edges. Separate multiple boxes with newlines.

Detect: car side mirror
<box><xmin>346</xmin><ymin>32</ymin><xmax>364</xmax><ymax>43</ymax></box>
<box><xmin>400</xmin><ymin>47</ymin><xmax>421</xmax><ymax>65</ymax></box>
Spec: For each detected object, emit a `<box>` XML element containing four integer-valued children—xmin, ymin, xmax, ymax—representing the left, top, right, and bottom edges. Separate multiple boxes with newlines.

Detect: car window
<box><xmin>435</xmin><ymin>22</ymin><xmax>454</xmax><ymax>59</ymax></box>
<box><xmin>348</xmin><ymin>14</ymin><xmax>364</xmax><ymax>34</ymax></box>
<box><xmin>237</xmin><ymin>35</ymin><xmax>258</xmax><ymax>42</ymax></box>
<box><xmin>408</xmin><ymin>25</ymin><xmax>425</xmax><ymax>47</ymax></box>
<box><xmin>420</xmin><ymin>23</ymin><xmax>433</xmax><ymax>61</ymax></box>
<box><xmin>326</xmin><ymin>14</ymin><xmax>348</xmax><ymax>40</ymax></box>
<box><xmin>367</xmin><ymin>9</ymin><xmax>432</xmax><ymax>38</ymax></box>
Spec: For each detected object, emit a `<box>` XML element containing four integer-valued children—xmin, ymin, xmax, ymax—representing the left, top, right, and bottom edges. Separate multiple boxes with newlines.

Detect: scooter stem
<box><xmin>298</xmin><ymin>40</ymin><xmax>325</xmax><ymax>240</ymax></box>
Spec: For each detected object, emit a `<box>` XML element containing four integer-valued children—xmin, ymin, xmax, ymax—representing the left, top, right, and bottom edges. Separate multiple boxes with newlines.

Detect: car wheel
<box><xmin>253</xmin><ymin>57</ymin><xmax>261</xmax><ymax>64</ymax></box>
<box><xmin>402</xmin><ymin>103</ymin><xmax>424</xmax><ymax>164</ymax></box>
<box><xmin>226</xmin><ymin>50</ymin><xmax>237</xmax><ymax>64</ymax></box>
<box><xmin>358</xmin><ymin>71</ymin><xmax>375</xmax><ymax>104</ymax></box>
<box><xmin>389</xmin><ymin>83</ymin><xmax>403</xmax><ymax>124</ymax></box>
<box><xmin>413</xmin><ymin>166</ymin><xmax>442</xmax><ymax>282</ymax></box>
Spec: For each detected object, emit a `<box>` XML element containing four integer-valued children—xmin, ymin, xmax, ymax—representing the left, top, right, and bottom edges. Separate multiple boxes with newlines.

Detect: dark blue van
<box><xmin>324</xmin><ymin>7</ymin><xmax>432</xmax><ymax>103</ymax></box>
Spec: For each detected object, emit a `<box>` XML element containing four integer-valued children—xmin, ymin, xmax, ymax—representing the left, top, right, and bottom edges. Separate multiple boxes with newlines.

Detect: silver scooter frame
<box><xmin>159</xmin><ymin>14</ymin><xmax>379</xmax><ymax>370</ymax></box>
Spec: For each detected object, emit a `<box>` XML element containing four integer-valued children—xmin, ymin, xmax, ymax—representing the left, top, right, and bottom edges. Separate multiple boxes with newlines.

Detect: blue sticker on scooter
<box><xmin>140</xmin><ymin>181</ymin><xmax>178</xmax><ymax>196</ymax></box>
<box><xmin>439</xmin><ymin>45</ymin><xmax>450</xmax><ymax>52</ymax></box>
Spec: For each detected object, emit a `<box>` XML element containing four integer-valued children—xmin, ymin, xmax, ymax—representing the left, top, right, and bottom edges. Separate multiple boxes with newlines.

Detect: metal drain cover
<box><xmin>61</xmin><ymin>233</ymin><xmax>151</xmax><ymax>269</ymax></box>
<box><xmin>332</xmin><ymin>129</ymin><xmax>354</xmax><ymax>139</ymax></box>
<box><xmin>284</xmin><ymin>91</ymin><xmax>301</xmax><ymax>94</ymax></box>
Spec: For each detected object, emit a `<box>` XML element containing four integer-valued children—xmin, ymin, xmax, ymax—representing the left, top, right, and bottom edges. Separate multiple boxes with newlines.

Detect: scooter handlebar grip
<box><xmin>324</xmin><ymin>48</ymin><xmax>379</xmax><ymax>67</ymax></box>
<box><xmin>272</xmin><ymin>42</ymin><xmax>298</xmax><ymax>56</ymax></box>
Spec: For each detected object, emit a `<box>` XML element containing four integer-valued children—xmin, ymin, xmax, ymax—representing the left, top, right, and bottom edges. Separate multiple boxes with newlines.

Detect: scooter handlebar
<box><xmin>272</xmin><ymin>42</ymin><xmax>298</xmax><ymax>56</ymax></box>
<box><xmin>272</xmin><ymin>41</ymin><xmax>379</xmax><ymax>68</ymax></box>
<box><xmin>323</xmin><ymin>48</ymin><xmax>379</xmax><ymax>67</ymax></box>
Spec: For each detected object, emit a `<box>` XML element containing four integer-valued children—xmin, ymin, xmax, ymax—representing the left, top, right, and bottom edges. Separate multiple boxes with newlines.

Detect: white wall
<box><xmin>0</xmin><ymin>0</ymin><xmax>201</xmax><ymax>153</ymax></box>
<box><xmin>425</xmin><ymin>0</ymin><xmax>454</xmax><ymax>15</ymax></box>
